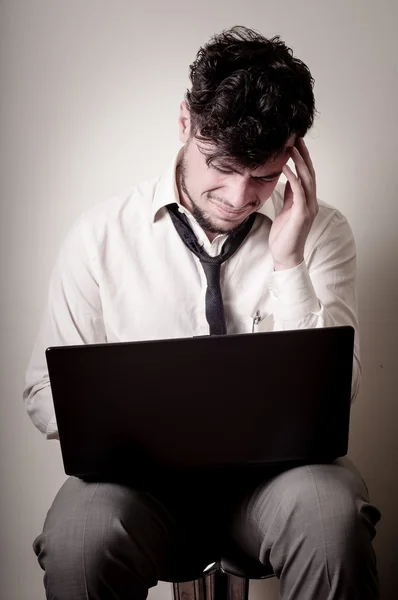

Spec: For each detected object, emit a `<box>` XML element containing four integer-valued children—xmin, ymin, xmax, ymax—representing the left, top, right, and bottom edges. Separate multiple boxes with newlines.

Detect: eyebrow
<box><xmin>213</xmin><ymin>162</ymin><xmax>282</xmax><ymax>180</ymax></box>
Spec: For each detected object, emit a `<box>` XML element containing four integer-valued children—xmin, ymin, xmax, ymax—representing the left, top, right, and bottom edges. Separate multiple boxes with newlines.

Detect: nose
<box><xmin>228</xmin><ymin>175</ymin><xmax>253</xmax><ymax>209</ymax></box>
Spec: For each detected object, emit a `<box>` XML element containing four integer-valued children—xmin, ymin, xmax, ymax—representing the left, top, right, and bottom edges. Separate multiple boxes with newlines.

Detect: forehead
<box><xmin>194</xmin><ymin>135</ymin><xmax>296</xmax><ymax>175</ymax></box>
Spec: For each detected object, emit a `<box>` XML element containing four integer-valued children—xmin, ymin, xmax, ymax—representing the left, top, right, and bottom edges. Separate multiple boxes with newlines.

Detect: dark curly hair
<box><xmin>186</xmin><ymin>26</ymin><xmax>316</xmax><ymax>169</ymax></box>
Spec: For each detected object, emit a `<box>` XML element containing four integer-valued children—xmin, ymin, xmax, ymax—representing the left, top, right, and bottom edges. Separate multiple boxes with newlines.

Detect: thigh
<box><xmin>34</xmin><ymin>475</ymin><xmax>221</xmax><ymax>584</ymax></box>
<box><xmin>227</xmin><ymin>458</ymin><xmax>381</xmax><ymax>562</ymax></box>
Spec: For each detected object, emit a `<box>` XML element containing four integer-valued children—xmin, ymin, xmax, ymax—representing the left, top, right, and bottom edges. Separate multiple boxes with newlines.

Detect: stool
<box><xmin>171</xmin><ymin>543</ymin><xmax>274</xmax><ymax>600</ymax></box>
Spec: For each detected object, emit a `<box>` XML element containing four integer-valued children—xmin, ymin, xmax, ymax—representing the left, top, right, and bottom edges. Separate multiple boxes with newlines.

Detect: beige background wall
<box><xmin>1</xmin><ymin>1</ymin><xmax>397</xmax><ymax>599</ymax></box>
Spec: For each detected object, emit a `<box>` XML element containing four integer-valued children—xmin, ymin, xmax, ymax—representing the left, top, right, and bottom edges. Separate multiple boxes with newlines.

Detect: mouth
<box><xmin>211</xmin><ymin>201</ymin><xmax>250</xmax><ymax>220</ymax></box>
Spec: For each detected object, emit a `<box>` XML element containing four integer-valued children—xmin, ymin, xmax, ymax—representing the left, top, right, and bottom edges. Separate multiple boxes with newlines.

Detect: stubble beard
<box><xmin>177</xmin><ymin>154</ymin><xmax>252</xmax><ymax>237</ymax></box>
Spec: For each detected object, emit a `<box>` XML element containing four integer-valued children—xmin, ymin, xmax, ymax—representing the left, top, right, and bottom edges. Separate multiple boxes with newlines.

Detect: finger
<box><xmin>295</xmin><ymin>137</ymin><xmax>316</xmax><ymax>181</ymax></box>
<box><xmin>290</xmin><ymin>146</ymin><xmax>312</xmax><ymax>190</ymax></box>
<box><xmin>297</xmin><ymin>139</ymin><xmax>318</xmax><ymax>215</ymax></box>
<box><xmin>291</xmin><ymin>144</ymin><xmax>317</xmax><ymax>214</ymax></box>
<box><xmin>282</xmin><ymin>164</ymin><xmax>306</xmax><ymax>210</ymax></box>
<box><xmin>280</xmin><ymin>180</ymin><xmax>293</xmax><ymax>214</ymax></box>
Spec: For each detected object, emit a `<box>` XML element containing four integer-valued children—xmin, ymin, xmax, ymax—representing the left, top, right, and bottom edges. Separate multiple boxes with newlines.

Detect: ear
<box><xmin>178</xmin><ymin>101</ymin><xmax>191</xmax><ymax>143</ymax></box>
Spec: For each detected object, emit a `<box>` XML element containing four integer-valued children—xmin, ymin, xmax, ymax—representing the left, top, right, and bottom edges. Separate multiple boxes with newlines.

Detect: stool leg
<box><xmin>226</xmin><ymin>573</ymin><xmax>249</xmax><ymax>600</ymax></box>
<box><xmin>172</xmin><ymin>575</ymin><xmax>211</xmax><ymax>600</ymax></box>
<box><xmin>213</xmin><ymin>570</ymin><xmax>228</xmax><ymax>600</ymax></box>
<box><xmin>172</xmin><ymin>571</ymin><xmax>249</xmax><ymax>600</ymax></box>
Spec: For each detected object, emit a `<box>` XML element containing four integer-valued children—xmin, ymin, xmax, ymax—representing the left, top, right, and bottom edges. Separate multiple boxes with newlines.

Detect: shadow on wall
<box><xmin>349</xmin><ymin>249</ymin><xmax>398</xmax><ymax>600</ymax></box>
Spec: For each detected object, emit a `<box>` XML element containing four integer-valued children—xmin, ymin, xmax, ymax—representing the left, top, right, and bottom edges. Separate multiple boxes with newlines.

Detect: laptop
<box><xmin>46</xmin><ymin>326</ymin><xmax>354</xmax><ymax>481</ymax></box>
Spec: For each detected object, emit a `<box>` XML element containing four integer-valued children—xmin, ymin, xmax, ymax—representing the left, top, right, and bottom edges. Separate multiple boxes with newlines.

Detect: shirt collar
<box><xmin>151</xmin><ymin>148</ymin><xmax>281</xmax><ymax>223</ymax></box>
<box><xmin>151</xmin><ymin>149</ymin><xmax>183</xmax><ymax>222</ymax></box>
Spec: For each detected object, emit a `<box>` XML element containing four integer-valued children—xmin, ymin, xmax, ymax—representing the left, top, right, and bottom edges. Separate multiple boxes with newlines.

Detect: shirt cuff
<box><xmin>46</xmin><ymin>414</ymin><xmax>59</xmax><ymax>440</ymax></box>
<box><xmin>268</xmin><ymin>261</ymin><xmax>320</xmax><ymax>321</ymax></box>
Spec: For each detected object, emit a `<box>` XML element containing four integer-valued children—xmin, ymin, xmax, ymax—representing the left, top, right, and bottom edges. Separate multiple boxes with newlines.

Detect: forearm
<box><xmin>23</xmin><ymin>214</ymin><xmax>107</xmax><ymax>438</ymax></box>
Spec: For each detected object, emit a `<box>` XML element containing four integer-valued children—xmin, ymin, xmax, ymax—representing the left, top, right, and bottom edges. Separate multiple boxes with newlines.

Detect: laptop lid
<box><xmin>46</xmin><ymin>326</ymin><xmax>354</xmax><ymax>480</ymax></box>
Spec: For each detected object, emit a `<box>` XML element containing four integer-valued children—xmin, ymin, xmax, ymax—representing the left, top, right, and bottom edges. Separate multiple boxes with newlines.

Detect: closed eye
<box><xmin>212</xmin><ymin>164</ymin><xmax>281</xmax><ymax>183</ymax></box>
<box><xmin>255</xmin><ymin>176</ymin><xmax>279</xmax><ymax>183</ymax></box>
<box><xmin>213</xmin><ymin>165</ymin><xmax>234</xmax><ymax>175</ymax></box>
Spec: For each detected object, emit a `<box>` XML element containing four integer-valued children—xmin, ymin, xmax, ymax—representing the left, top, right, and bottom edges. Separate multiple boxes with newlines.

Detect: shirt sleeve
<box><xmin>267</xmin><ymin>210</ymin><xmax>361</xmax><ymax>401</ymax></box>
<box><xmin>23</xmin><ymin>215</ymin><xmax>107</xmax><ymax>439</ymax></box>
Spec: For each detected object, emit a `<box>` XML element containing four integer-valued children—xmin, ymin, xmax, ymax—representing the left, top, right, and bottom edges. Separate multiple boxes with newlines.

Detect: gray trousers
<box><xmin>34</xmin><ymin>458</ymin><xmax>381</xmax><ymax>600</ymax></box>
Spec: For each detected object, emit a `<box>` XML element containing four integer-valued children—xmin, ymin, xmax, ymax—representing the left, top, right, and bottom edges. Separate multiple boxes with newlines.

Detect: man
<box><xmin>24</xmin><ymin>26</ymin><xmax>380</xmax><ymax>600</ymax></box>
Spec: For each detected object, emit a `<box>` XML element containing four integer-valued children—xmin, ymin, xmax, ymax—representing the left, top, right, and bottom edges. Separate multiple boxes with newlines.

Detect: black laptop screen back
<box><xmin>46</xmin><ymin>326</ymin><xmax>354</xmax><ymax>479</ymax></box>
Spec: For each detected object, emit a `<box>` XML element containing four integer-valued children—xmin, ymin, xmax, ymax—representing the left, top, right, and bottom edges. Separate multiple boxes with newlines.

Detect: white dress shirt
<box><xmin>23</xmin><ymin>152</ymin><xmax>361</xmax><ymax>439</ymax></box>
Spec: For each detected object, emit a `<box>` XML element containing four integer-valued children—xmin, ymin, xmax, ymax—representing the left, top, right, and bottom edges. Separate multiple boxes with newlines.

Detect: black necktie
<box><xmin>167</xmin><ymin>203</ymin><xmax>256</xmax><ymax>336</ymax></box>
